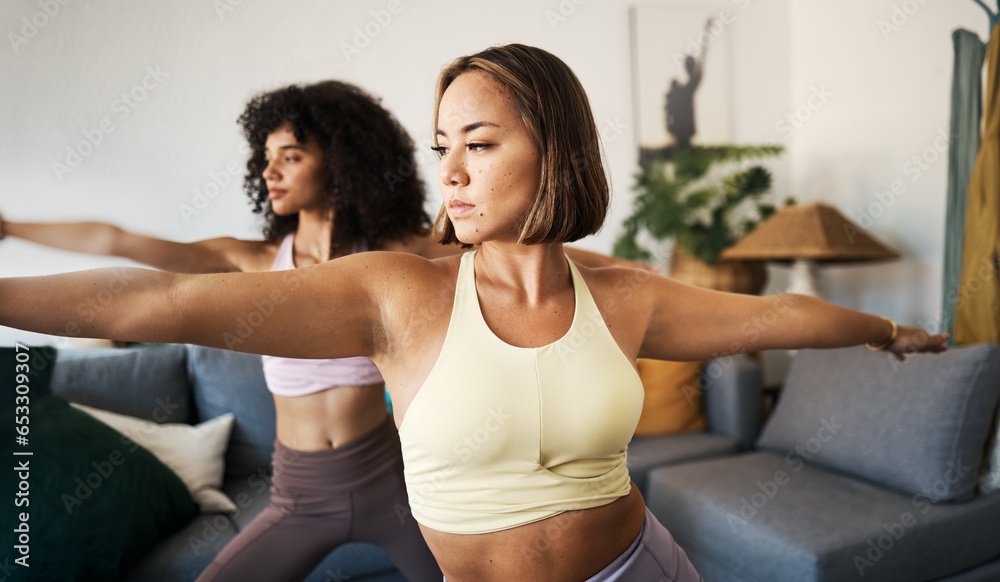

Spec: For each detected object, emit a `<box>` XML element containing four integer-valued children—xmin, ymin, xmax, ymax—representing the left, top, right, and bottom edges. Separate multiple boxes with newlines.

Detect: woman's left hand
<box><xmin>885</xmin><ymin>326</ymin><xmax>949</xmax><ymax>361</ymax></box>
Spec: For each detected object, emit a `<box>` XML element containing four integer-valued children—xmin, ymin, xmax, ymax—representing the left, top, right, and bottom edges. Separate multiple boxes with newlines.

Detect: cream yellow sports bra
<box><xmin>398</xmin><ymin>251</ymin><xmax>645</xmax><ymax>534</ymax></box>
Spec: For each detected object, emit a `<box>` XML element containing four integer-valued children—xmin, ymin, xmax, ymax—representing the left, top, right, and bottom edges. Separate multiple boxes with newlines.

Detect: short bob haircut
<box><xmin>240</xmin><ymin>80</ymin><xmax>429</xmax><ymax>255</ymax></box>
<box><xmin>432</xmin><ymin>44</ymin><xmax>608</xmax><ymax>245</ymax></box>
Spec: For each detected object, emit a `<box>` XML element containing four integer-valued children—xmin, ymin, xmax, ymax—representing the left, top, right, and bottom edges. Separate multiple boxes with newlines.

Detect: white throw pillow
<box><xmin>71</xmin><ymin>403</ymin><xmax>237</xmax><ymax>513</ymax></box>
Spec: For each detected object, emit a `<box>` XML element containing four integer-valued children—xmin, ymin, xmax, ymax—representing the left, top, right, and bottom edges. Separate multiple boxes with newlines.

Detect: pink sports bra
<box><xmin>260</xmin><ymin>233</ymin><xmax>384</xmax><ymax>397</ymax></box>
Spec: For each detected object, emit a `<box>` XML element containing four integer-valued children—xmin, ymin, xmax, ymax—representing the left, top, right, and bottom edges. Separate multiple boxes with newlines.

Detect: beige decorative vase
<box><xmin>668</xmin><ymin>252</ymin><xmax>767</xmax><ymax>295</ymax></box>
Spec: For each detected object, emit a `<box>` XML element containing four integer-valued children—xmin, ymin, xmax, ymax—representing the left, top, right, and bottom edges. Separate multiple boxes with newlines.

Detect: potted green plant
<box><xmin>614</xmin><ymin>144</ymin><xmax>788</xmax><ymax>293</ymax></box>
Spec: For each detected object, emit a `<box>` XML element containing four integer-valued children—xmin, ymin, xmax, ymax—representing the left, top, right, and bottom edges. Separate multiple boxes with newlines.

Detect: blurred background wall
<box><xmin>0</xmin><ymin>0</ymin><xmax>991</xmax><ymax>380</ymax></box>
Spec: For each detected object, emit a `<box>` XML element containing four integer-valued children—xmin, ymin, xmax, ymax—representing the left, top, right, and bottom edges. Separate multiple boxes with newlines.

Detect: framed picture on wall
<box><xmin>630</xmin><ymin>2</ymin><xmax>735</xmax><ymax>162</ymax></box>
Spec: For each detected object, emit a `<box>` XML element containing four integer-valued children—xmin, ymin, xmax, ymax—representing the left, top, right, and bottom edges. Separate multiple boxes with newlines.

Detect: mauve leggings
<box><xmin>441</xmin><ymin>506</ymin><xmax>702</xmax><ymax>582</ymax></box>
<box><xmin>581</xmin><ymin>506</ymin><xmax>702</xmax><ymax>582</ymax></box>
<box><xmin>197</xmin><ymin>417</ymin><xmax>441</xmax><ymax>582</ymax></box>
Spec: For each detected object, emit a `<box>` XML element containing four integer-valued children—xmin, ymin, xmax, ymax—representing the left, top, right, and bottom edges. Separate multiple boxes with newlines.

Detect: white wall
<box><xmin>785</xmin><ymin>0</ymin><xmax>989</xmax><ymax>320</ymax></box>
<box><xmin>0</xmin><ymin>0</ymin><xmax>991</xmax><ymax>370</ymax></box>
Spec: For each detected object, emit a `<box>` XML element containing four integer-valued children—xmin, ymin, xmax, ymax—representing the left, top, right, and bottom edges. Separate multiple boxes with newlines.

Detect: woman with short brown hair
<box><xmin>432</xmin><ymin>43</ymin><xmax>607</xmax><ymax>246</ymax></box>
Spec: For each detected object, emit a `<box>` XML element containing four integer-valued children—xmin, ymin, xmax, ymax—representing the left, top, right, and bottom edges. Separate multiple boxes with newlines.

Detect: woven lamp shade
<box><xmin>720</xmin><ymin>203</ymin><xmax>900</xmax><ymax>263</ymax></box>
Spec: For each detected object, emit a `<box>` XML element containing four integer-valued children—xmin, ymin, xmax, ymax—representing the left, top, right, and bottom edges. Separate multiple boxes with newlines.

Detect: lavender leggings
<box><xmin>197</xmin><ymin>417</ymin><xmax>441</xmax><ymax>582</ymax></box>
<box><xmin>582</xmin><ymin>507</ymin><xmax>702</xmax><ymax>582</ymax></box>
<box><xmin>441</xmin><ymin>506</ymin><xmax>701</xmax><ymax>582</ymax></box>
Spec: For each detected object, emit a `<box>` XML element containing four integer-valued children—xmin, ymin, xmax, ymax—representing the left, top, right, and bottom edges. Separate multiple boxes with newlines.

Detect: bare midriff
<box><xmin>419</xmin><ymin>483</ymin><xmax>646</xmax><ymax>582</ymax></box>
<box><xmin>273</xmin><ymin>382</ymin><xmax>388</xmax><ymax>451</ymax></box>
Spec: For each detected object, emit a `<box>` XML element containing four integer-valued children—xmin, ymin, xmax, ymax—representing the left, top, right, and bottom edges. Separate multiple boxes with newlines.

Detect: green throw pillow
<box><xmin>1</xmin><ymin>347</ymin><xmax>198</xmax><ymax>581</ymax></box>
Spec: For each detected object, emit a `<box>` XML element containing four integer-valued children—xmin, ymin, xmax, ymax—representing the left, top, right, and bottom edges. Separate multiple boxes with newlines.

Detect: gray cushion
<box><xmin>304</xmin><ymin>544</ymin><xmax>403</xmax><ymax>582</ymax></box>
<box><xmin>187</xmin><ymin>345</ymin><xmax>276</xmax><ymax>478</ymax></box>
<box><xmin>936</xmin><ymin>556</ymin><xmax>1000</xmax><ymax>581</ymax></box>
<box><xmin>51</xmin><ymin>345</ymin><xmax>191</xmax><ymax>423</ymax></box>
<box><xmin>703</xmin><ymin>354</ymin><xmax>763</xmax><ymax>448</ymax></box>
<box><xmin>647</xmin><ymin>452</ymin><xmax>1000</xmax><ymax>582</ymax></box>
<box><xmin>756</xmin><ymin>344</ymin><xmax>1000</xmax><ymax>501</ymax></box>
<box><xmin>627</xmin><ymin>432</ymin><xmax>739</xmax><ymax>495</ymax></box>
<box><xmin>123</xmin><ymin>512</ymin><xmax>238</xmax><ymax>582</ymax></box>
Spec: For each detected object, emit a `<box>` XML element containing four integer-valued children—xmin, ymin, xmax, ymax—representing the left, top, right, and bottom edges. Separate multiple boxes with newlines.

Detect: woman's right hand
<box><xmin>885</xmin><ymin>326</ymin><xmax>949</xmax><ymax>361</ymax></box>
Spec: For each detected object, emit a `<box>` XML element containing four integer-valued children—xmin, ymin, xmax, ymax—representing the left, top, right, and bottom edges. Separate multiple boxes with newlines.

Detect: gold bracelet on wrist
<box><xmin>866</xmin><ymin>317</ymin><xmax>897</xmax><ymax>351</ymax></box>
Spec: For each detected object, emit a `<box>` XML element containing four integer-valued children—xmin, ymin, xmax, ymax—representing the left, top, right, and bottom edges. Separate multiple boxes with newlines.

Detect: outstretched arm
<box><xmin>639</xmin><ymin>275</ymin><xmax>948</xmax><ymax>362</ymax></box>
<box><xmin>0</xmin><ymin>253</ymin><xmax>390</xmax><ymax>359</ymax></box>
<box><xmin>0</xmin><ymin>215</ymin><xmax>261</xmax><ymax>274</ymax></box>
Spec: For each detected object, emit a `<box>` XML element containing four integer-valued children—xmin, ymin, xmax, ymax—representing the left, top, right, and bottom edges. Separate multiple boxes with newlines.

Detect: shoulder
<box><xmin>571</xmin><ymin>262</ymin><xmax>661</xmax><ymax>297</ymax></box>
<box><xmin>369</xmin><ymin>251</ymin><xmax>461</xmax><ymax>289</ymax></box>
<box><xmin>338</xmin><ymin>249</ymin><xmax>459</xmax><ymax>271</ymax></box>
<box><xmin>324</xmin><ymin>252</ymin><xmax>462</xmax><ymax>353</ymax></box>
<box><xmin>368</xmin><ymin>253</ymin><xmax>461</xmax><ymax>324</ymax></box>
<box><xmin>571</xmin><ymin>262</ymin><xmax>680</xmax><ymax>319</ymax></box>
<box><xmin>313</xmin><ymin>251</ymin><xmax>461</xmax><ymax>296</ymax></box>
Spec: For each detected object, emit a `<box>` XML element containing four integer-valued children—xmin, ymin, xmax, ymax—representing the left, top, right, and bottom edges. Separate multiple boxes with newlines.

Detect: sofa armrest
<box><xmin>702</xmin><ymin>354</ymin><xmax>762</xmax><ymax>449</ymax></box>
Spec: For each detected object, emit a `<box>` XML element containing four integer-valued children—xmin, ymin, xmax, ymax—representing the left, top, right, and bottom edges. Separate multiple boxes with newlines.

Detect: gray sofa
<box><xmin>50</xmin><ymin>345</ymin><xmax>401</xmax><ymax>582</ymax></box>
<box><xmin>47</xmin><ymin>344</ymin><xmax>763</xmax><ymax>581</ymax></box>
<box><xmin>647</xmin><ymin>344</ymin><xmax>1000</xmax><ymax>582</ymax></box>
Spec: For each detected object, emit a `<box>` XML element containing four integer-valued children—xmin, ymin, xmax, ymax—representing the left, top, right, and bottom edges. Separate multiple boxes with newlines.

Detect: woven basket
<box><xmin>669</xmin><ymin>252</ymin><xmax>767</xmax><ymax>295</ymax></box>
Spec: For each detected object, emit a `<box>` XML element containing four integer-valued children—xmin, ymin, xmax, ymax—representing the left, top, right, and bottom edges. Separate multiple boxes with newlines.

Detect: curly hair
<box><xmin>239</xmin><ymin>80</ymin><xmax>429</xmax><ymax>253</ymax></box>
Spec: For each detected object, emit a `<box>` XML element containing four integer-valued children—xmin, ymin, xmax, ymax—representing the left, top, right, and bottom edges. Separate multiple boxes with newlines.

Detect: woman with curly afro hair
<box><xmin>1</xmin><ymin>80</ymin><xmax>445</xmax><ymax>581</ymax></box>
<box><xmin>241</xmin><ymin>80</ymin><xmax>435</xmax><ymax>259</ymax></box>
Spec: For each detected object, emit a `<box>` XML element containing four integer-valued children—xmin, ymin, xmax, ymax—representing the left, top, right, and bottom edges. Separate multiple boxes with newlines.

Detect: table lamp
<box><xmin>719</xmin><ymin>202</ymin><xmax>900</xmax><ymax>298</ymax></box>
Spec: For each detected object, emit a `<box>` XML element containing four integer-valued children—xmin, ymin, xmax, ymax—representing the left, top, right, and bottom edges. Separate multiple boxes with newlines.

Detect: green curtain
<box><xmin>942</xmin><ymin>29</ymin><xmax>986</xmax><ymax>342</ymax></box>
